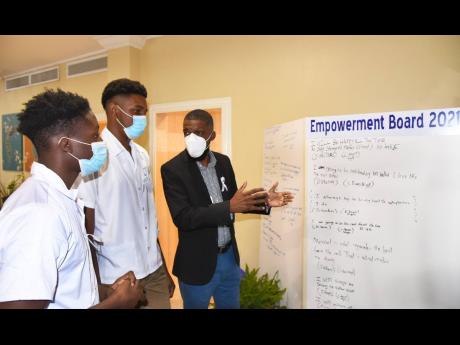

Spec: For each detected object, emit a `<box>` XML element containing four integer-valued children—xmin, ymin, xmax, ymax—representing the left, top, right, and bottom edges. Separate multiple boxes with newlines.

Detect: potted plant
<box><xmin>239</xmin><ymin>264</ymin><xmax>287</xmax><ymax>309</ymax></box>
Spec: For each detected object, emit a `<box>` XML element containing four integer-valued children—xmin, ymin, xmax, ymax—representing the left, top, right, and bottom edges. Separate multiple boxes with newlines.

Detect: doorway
<box><xmin>150</xmin><ymin>98</ymin><xmax>231</xmax><ymax>308</ymax></box>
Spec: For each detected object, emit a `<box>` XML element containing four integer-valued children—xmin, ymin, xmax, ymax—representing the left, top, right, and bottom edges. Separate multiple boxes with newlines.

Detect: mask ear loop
<box><xmin>204</xmin><ymin>131</ymin><xmax>214</xmax><ymax>150</ymax></box>
<box><xmin>58</xmin><ymin>136</ymin><xmax>91</xmax><ymax>160</ymax></box>
<box><xmin>115</xmin><ymin>117</ymin><xmax>127</xmax><ymax>129</ymax></box>
<box><xmin>59</xmin><ymin>136</ymin><xmax>92</xmax><ymax>146</ymax></box>
<box><xmin>116</xmin><ymin>105</ymin><xmax>134</xmax><ymax>118</ymax></box>
<box><xmin>205</xmin><ymin>131</ymin><xmax>214</xmax><ymax>141</ymax></box>
<box><xmin>115</xmin><ymin>105</ymin><xmax>134</xmax><ymax>130</ymax></box>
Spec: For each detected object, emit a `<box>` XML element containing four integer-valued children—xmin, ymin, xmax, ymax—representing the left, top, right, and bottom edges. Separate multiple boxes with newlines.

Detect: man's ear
<box><xmin>106</xmin><ymin>101</ymin><xmax>117</xmax><ymax>118</ymax></box>
<box><xmin>57</xmin><ymin>137</ymin><xmax>71</xmax><ymax>153</ymax></box>
<box><xmin>210</xmin><ymin>130</ymin><xmax>216</xmax><ymax>141</ymax></box>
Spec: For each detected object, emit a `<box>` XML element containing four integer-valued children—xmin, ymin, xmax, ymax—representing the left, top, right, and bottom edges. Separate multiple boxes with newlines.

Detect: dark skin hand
<box><xmin>93</xmin><ymin>271</ymin><xmax>146</xmax><ymax>308</ymax></box>
<box><xmin>93</xmin><ymin>273</ymin><xmax>145</xmax><ymax>309</ymax></box>
<box><xmin>229</xmin><ymin>181</ymin><xmax>268</xmax><ymax>213</ymax></box>
<box><xmin>266</xmin><ymin>182</ymin><xmax>295</xmax><ymax>207</ymax></box>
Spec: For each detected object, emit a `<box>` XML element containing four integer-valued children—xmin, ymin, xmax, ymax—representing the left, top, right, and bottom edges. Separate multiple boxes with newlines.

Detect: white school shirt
<box><xmin>0</xmin><ymin>162</ymin><xmax>99</xmax><ymax>309</ymax></box>
<box><xmin>77</xmin><ymin>128</ymin><xmax>162</xmax><ymax>284</ymax></box>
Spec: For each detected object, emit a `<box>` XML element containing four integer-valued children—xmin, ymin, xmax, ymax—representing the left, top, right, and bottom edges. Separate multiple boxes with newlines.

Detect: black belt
<box><xmin>217</xmin><ymin>242</ymin><xmax>232</xmax><ymax>254</ymax></box>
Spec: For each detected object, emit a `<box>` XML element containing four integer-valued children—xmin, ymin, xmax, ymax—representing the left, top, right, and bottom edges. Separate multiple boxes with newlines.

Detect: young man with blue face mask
<box><xmin>0</xmin><ymin>89</ymin><xmax>144</xmax><ymax>308</ymax></box>
<box><xmin>77</xmin><ymin>79</ymin><xmax>175</xmax><ymax>308</ymax></box>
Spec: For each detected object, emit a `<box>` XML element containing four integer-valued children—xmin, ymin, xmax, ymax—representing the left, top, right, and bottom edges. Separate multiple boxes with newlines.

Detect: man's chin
<box><xmin>189</xmin><ymin>149</ymin><xmax>210</xmax><ymax>161</ymax></box>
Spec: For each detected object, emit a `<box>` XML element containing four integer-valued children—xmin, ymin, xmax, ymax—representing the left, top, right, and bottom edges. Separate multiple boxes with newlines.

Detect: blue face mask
<box><xmin>116</xmin><ymin>105</ymin><xmax>147</xmax><ymax>139</ymax></box>
<box><xmin>59</xmin><ymin>137</ymin><xmax>108</xmax><ymax>176</ymax></box>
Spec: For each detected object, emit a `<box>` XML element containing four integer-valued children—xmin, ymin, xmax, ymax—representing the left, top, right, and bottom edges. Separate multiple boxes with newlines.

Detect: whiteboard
<box><xmin>259</xmin><ymin>118</ymin><xmax>305</xmax><ymax>309</ymax></box>
<box><xmin>306</xmin><ymin>108</ymin><xmax>460</xmax><ymax>308</ymax></box>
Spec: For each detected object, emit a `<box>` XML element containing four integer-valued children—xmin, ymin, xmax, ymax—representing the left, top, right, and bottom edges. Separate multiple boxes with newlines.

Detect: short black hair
<box><xmin>184</xmin><ymin>109</ymin><xmax>214</xmax><ymax>129</ymax></box>
<box><xmin>17</xmin><ymin>88</ymin><xmax>91</xmax><ymax>154</ymax></box>
<box><xmin>101</xmin><ymin>78</ymin><xmax>148</xmax><ymax>109</ymax></box>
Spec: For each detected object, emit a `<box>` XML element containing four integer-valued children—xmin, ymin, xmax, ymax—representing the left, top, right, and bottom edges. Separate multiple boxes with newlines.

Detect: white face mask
<box><xmin>184</xmin><ymin>132</ymin><xmax>213</xmax><ymax>158</ymax></box>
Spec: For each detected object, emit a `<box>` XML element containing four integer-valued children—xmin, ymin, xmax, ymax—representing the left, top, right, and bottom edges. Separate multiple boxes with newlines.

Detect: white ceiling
<box><xmin>0</xmin><ymin>35</ymin><xmax>159</xmax><ymax>78</ymax></box>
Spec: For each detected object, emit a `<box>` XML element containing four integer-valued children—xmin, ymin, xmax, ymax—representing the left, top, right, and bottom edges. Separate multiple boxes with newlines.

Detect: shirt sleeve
<box><xmin>0</xmin><ymin>205</ymin><xmax>69</xmax><ymax>303</ymax></box>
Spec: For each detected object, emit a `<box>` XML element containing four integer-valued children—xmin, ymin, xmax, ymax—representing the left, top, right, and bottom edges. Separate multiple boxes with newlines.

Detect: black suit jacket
<box><xmin>161</xmin><ymin>150</ymin><xmax>270</xmax><ymax>285</ymax></box>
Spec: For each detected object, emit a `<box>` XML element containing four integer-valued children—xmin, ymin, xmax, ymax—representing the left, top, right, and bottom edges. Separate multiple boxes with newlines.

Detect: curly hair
<box><xmin>17</xmin><ymin>88</ymin><xmax>91</xmax><ymax>154</ymax></box>
<box><xmin>101</xmin><ymin>78</ymin><xmax>147</xmax><ymax>109</ymax></box>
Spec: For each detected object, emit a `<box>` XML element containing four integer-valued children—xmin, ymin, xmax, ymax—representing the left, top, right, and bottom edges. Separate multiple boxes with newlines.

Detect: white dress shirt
<box><xmin>77</xmin><ymin>128</ymin><xmax>162</xmax><ymax>284</ymax></box>
<box><xmin>0</xmin><ymin>162</ymin><xmax>99</xmax><ymax>308</ymax></box>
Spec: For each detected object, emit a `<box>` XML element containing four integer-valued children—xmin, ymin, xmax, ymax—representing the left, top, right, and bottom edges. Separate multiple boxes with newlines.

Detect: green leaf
<box><xmin>240</xmin><ymin>266</ymin><xmax>286</xmax><ymax>309</ymax></box>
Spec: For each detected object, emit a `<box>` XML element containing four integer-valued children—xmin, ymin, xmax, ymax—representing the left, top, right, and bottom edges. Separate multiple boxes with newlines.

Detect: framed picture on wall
<box><xmin>2</xmin><ymin>113</ymin><xmax>23</xmax><ymax>171</ymax></box>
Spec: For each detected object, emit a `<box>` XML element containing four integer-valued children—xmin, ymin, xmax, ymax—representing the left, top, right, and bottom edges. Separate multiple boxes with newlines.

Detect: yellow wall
<box><xmin>2</xmin><ymin>35</ymin><xmax>460</xmax><ymax>270</ymax></box>
<box><xmin>138</xmin><ymin>35</ymin><xmax>460</xmax><ymax>269</ymax></box>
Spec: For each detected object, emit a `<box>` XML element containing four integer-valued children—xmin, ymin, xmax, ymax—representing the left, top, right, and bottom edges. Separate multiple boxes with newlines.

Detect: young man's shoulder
<box><xmin>6</xmin><ymin>177</ymin><xmax>77</xmax><ymax>231</ymax></box>
<box><xmin>0</xmin><ymin>196</ymin><xmax>64</xmax><ymax>242</ymax></box>
<box><xmin>3</xmin><ymin>177</ymin><xmax>54</xmax><ymax>209</ymax></box>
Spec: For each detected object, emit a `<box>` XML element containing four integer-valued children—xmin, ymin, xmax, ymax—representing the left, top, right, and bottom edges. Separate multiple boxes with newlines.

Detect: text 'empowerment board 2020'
<box><xmin>306</xmin><ymin>108</ymin><xmax>460</xmax><ymax>308</ymax></box>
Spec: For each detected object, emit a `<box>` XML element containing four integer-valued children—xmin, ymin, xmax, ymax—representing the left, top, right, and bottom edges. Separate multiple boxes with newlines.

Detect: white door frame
<box><xmin>149</xmin><ymin>97</ymin><xmax>232</xmax><ymax>178</ymax></box>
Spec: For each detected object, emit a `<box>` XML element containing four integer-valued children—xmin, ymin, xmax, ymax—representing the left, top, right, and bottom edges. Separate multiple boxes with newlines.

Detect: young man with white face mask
<box><xmin>77</xmin><ymin>79</ymin><xmax>175</xmax><ymax>308</ymax></box>
<box><xmin>161</xmin><ymin>109</ymin><xmax>294</xmax><ymax>309</ymax></box>
<box><xmin>0</xmin><ymin>89</ymin><xmax>144</xmax><ymax>308</ymax></box>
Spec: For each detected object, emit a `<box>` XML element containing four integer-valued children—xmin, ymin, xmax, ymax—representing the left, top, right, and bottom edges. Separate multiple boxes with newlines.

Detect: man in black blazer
<box><xmin>161</xmin><ymin>109</ymin><xmax>293</xmax><ymax>309</ymax></box>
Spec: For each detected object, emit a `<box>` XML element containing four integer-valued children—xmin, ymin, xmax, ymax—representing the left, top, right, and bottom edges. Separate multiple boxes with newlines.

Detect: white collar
<box><xmin>101</xmin><ymin>127</ymin><xmax>133</xmax><ymax>157</ymax></box>
<box><xmin>31</xmin><ymin>162</ymin><xmax>78</xmax><ymax>201</ymax></box>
